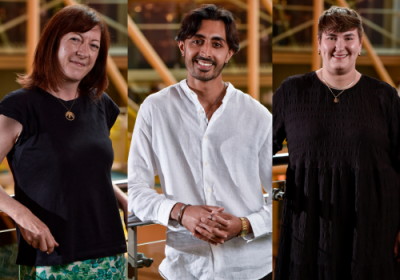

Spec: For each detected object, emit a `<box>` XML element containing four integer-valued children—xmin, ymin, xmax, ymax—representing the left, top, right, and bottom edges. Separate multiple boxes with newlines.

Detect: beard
<box><xmin>184</xmin><ymin>55</ymin><xmax>226</xmax><ymax>82</ymax></box>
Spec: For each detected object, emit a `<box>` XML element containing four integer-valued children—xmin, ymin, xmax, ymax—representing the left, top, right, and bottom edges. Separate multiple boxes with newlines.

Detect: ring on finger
<box><xmin>219</xmin><ymin>223</ymin><xmax>221</xmax><ymax>229</ymax></box>
<box><xmin>209</xmin><ymin>213</ymin><xmax>213</xmax><ymax>220</ymax></box>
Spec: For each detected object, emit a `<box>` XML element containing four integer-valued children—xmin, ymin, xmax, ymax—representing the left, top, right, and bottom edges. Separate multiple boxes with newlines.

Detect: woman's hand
<box><xmin>16</xmin><ymin>210</ymin><xmax>59</xmax><ymax>254</ymax></box>
<box><xmin>394</xmin><ymin>231</ymin><xmax>400</xmax><ymax>263</ymax></box>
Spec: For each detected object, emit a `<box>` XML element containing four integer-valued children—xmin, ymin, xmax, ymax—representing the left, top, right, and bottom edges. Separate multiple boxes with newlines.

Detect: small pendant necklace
<box><xmin>56</xmin><ymin>92</ymin><xmax>78</xmax><ymax>121</ymax></box>
<box><xmin>321</xmin><ymin>71</ymin><xmax>356</xmax><ymax>103</ymax></box>
<box><xmin>204</xmin><ymin>83</ymin><xmax>227</xmax><ymax>125</ymax></box>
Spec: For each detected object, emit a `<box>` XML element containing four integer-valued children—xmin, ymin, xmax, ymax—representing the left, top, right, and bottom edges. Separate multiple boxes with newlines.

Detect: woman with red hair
<box><xmin>0</xmin><ymin>5</ymin><xmax>126</xmax><ymax>279</ymax></box>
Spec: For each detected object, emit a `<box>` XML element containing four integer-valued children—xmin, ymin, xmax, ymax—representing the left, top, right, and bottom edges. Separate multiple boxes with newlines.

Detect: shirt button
<box><xmin>207</xmin><ymin>188</ymin><xmax>212</xmax><ymax>193</ymax></box>
<box><xmin>204</xmin><ymin>135</ymin><xmax>207</xmax><ymax>140</ymax></box>
<box><xmin>199</xmin><ymin>110</ymin><xmax>202</xmax><ymax>114</ymax></box>
<box><xmin>205</xmin><ymin>162</ymin><xmax>208</xmax><ymax>166</ymax></box>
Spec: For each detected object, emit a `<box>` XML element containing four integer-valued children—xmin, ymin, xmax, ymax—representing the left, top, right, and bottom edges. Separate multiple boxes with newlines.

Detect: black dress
<box><xmin>273</xmin><ymin>72</ymin><xmax>400</xmax><ymax>280</ymax></box>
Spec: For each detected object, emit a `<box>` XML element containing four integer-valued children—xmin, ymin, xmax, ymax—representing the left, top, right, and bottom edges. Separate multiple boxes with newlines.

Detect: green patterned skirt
<box><xmin>19</xmin><ymin>253</ymin><xmax>126</xmax><ymax>280</ymax></box>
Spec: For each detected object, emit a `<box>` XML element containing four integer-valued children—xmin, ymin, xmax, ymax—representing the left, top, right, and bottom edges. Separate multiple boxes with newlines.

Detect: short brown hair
<box><xmin>18</xmin><ymin>5</ymin><xmax>110</xmax><ymax>99</ymax></box>
<box><xmin>176</xmin><ymin>4</ymin><xmax>240</xmax><ymax>54</ymax></box>
<box><xmin>318</xmin><ymin>6</ymin><xmax>363</xmax><ymax>40</ymax></box>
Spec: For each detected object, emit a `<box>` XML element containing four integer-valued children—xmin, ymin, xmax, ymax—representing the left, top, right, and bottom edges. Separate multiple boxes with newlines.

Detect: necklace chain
<box><xmin>321</xmin><ymin>71</ymin><xmax>356</xmax><ymax>103</ymax></box>
<box><xmin>205</xmin><ymin>82</ymin><xmax>227</xmax><ymax>125</ymax></box>
<box><xmin>55</xmin><ymin>92</ymin><xmax>78</xmax><ymax>121</ymax></box>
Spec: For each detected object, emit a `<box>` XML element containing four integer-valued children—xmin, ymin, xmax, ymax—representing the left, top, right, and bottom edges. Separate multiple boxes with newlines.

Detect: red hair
<box><xmin>17</xmin><ymin>5</ymin><xmax>110</xmax><ymax>99</ymax></box>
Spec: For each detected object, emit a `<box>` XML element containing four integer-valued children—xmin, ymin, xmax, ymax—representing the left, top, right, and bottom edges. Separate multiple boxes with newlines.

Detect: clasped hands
<box><xmin>171</xmin><ymin>203</ymin><xmax>250</xmax><ymax>245</ymax></box>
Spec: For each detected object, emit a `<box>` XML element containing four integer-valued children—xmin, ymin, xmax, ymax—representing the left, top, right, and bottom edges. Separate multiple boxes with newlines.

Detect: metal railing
<box><xmin>272</xmin><ymin>153</ymin><xmax>289</xmax><ymax>202</ymax></box>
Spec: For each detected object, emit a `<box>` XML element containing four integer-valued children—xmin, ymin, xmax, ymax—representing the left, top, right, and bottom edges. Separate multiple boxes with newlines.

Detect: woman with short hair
<box><xmin>0</xmin><ymin>5</ymin><xmax>127</xmax><ymax>279</ymax></box>
<box><xmin>273</xmin><ymin>6</ymin><xmax>400</xmax><ymax>279</ymax></box>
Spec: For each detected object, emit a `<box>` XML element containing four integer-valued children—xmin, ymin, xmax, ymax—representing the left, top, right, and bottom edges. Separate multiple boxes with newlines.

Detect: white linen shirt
<box><xmin>128</xmin><ymin>80</ymin><xmax>272</xmax><ymax>280</ymax></box>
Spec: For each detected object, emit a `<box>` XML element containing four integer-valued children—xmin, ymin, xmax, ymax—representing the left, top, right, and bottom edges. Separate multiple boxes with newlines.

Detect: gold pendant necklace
<box><xmin>321</xmin><ymin>71</ymin><xmax>356</xmax><ymax>103</ymax></box>
<box><xmin>65</xmin><ymin>111</ymin><xmax>75</xmax><ymax>121</ymax></box>
<box><xmin>56</xmin><ymin>92</ymin><xmax>78</xmax><ymax>121</ymax></box>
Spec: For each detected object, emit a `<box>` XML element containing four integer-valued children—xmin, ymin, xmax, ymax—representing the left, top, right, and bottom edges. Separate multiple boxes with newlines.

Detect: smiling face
<box><xmin>179</xmin><ymin>19</ymin><xmax>234</xmax><ymax>82</ymax></box>
<box><xmin>318</xmin><ymin>28</ymin><xmax>362</xmax><ymax>75</ymax></box>
<box><xmin>57</xmin><ymin>25</ymin><xmax>101</xmax><ymax>85</ymax></box>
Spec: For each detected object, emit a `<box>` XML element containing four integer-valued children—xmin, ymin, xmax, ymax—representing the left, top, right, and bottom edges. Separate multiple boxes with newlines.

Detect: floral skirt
<box><xmin>19</xmin><ymin>253</ymin><xmax>126</xmax><ymax>280</ymax></box>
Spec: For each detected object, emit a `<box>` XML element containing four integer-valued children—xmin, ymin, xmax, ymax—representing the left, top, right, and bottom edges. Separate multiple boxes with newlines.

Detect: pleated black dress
<box><xmin>273</xmin><ymin>72</ymin><xmax>400</xmax><ymax>280</ymax></box>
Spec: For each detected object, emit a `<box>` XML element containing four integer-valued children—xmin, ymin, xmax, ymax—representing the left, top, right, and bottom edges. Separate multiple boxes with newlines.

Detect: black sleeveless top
<box><xmin>0</xmin><ymin>87</ymin><xmax>126</xmax><ymax>265</ymax></box>
<box><xmin>273</xmin><ymin>72</ymin><xmax>400</xmax><ymax>280</ymax></box>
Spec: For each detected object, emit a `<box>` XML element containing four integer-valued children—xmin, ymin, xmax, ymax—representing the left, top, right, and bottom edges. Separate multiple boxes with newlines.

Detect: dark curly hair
<box><xmin>176</xmin><ymin>4</ymin><xmax>240</xmax><ymax>54</ymax></box>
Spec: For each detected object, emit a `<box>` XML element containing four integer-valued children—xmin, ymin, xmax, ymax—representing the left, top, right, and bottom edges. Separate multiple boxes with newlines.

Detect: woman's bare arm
<box><xmin>0</xmin><ymin>114</ymin><xmax>59</xmax><ymax>253</ymax></box>
<box><xmin>113</xmin><ymin>183</ymin><xmax>128</xmax><ymax>227</ymax></box>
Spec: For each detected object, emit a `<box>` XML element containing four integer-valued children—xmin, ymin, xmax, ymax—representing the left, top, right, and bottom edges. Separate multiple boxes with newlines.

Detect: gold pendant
<box><xmin>334</xmin><ymin>97</ymin><xmax>339</xmax><ymax>103</ymax></box>
<box><xmin>65</xmin><ymin>111</ymin><xmax>75</xmax><ymax>121</ymax></box>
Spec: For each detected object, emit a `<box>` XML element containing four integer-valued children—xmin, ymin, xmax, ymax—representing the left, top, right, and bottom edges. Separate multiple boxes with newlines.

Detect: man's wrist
<box><xmin>237</xmin><ymin>217</ymin><xmax>248</xmax><ymax>237</ymax></box>
<box><xmin>237</xmin><ymin>217</ymin><xmax>252</xmax><ymax>237</ymax></box>
<box><xmin>245</xmin><ymin>217</ymin><xmax>253</xmax><ymax>234</ymax></box>
<box><xmin>170</xmin><ymin>202</ymin><xmax>185</xmax><ymax>221</ymax></box>
<box><xmin>178</xmin><ymin>204</ymin><xmax>191</xmax><ymax>226</ymax></box>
